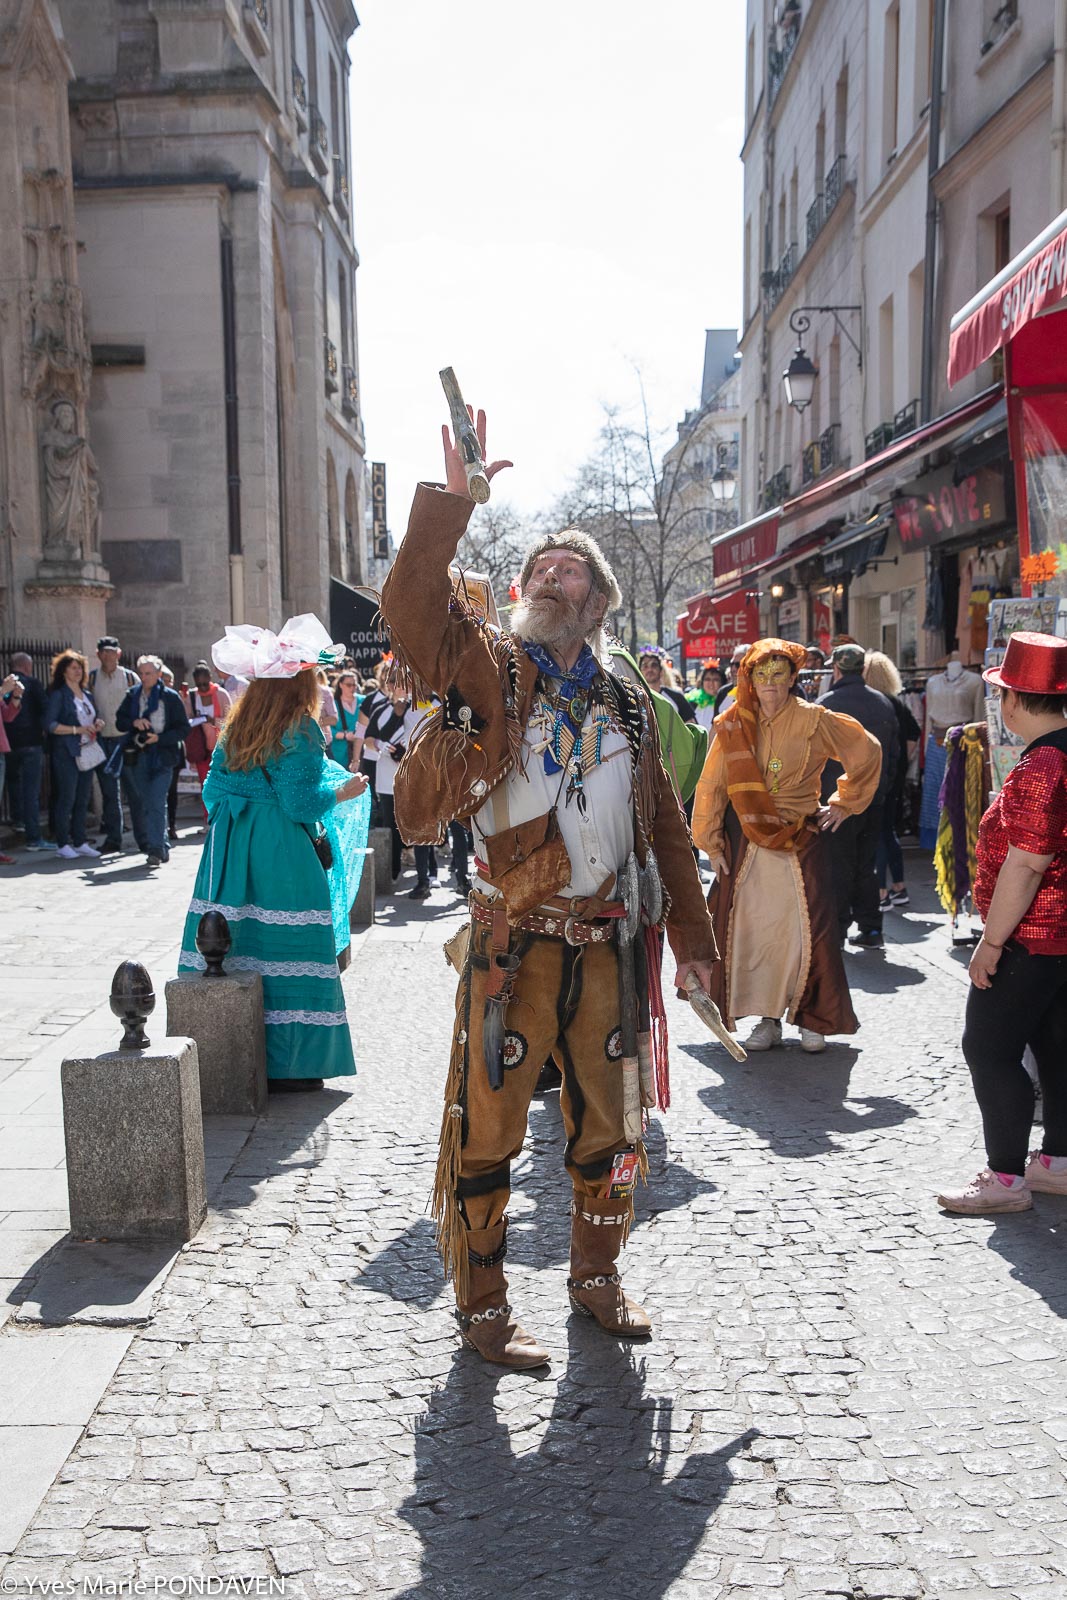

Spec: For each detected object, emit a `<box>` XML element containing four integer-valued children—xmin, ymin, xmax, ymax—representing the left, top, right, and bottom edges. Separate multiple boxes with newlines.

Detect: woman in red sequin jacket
<box><xmin>938</xmin><ymin>632</ymin><xmax>1067</xmax><ymax>1216</ymax></box>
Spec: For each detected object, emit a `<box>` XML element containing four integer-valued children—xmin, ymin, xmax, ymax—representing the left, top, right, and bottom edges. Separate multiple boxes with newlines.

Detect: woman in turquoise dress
<box><xmin>179</xmin><ymin>616</ymin><xmax>370</xmax><ymax>1090</ymax></box>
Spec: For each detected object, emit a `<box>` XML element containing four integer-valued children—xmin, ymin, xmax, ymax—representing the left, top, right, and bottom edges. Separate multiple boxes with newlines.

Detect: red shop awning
<box><xmin>676</xmin><ymin>588</ymin><xmax>760</xmax><ymax>659</ymax></box>
<box><xmin>710</xmin><ymin>513</ymin><xmax>779</xmax><ymax>587</ymax></box>
<box><xmin>948</xmin><ymin>206</ymin><xmax>1067</xmax><ymax>385</ymax></box>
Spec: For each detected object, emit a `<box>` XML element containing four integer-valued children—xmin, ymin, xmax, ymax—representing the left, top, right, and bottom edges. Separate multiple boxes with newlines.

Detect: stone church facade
<box><xmin>0</xmin><ymin>0</ymin><xmax>365</xmax><ymax>671</ymax></box>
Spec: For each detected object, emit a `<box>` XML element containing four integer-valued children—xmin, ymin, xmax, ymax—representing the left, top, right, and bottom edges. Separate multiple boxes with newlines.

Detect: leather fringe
<box><xmin>620</xmin><ymin>1139</ymin><xmax>648</xmax><ymax>1246</ymax></box>
<box><xmin>430</xmin><ymin>1027</ymin><xmax>470</xmax><ymax>1306</ymax></box>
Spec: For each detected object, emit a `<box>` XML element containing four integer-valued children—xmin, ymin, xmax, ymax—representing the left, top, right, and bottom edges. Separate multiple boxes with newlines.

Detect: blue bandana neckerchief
<box><xmin>522</xmin><ymin>641</ymin><xmax>600</xmax><ymax>776</ymax></box>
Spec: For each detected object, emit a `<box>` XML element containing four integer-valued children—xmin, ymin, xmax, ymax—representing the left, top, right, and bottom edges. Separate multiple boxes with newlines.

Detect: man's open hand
<box><xmin>441</xmin><ymin>406</ymin><xmax>513</xmax><ymax>499</ymax></box>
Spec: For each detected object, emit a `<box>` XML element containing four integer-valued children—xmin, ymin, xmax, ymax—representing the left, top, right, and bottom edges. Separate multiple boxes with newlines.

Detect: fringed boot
<box><xmin>455</xmin><ymin>1218</ymin><xmax>550</xmax><ymax>1370</ymax></box>
<box><xmin>567</xmin><ymin>1194</ymin><xmax>652</xmax><ymax>1338</ymax></box>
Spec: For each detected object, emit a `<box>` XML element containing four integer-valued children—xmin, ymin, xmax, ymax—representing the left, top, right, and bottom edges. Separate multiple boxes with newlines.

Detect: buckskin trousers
<box><xmin>433</xmin><ymin>914</ymin><xmax>629</xmax><ymax>1293</ymax></box>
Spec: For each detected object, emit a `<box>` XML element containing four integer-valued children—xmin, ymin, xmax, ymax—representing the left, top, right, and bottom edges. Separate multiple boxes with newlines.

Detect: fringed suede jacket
<box><xmin>380</xmin><ymin>484</ymin><xmax>717</xmax><ymax>968</ymax></box>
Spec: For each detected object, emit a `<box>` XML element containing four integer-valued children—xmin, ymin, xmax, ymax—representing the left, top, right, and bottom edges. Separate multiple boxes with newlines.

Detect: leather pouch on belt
<box><xmin>481</xmin><ymin>809</ymin><xmax>572</xmax><ymax>924</ymax></box>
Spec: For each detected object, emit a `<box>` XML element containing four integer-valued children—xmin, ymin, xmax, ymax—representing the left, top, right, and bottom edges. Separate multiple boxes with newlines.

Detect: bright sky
<box><xmin>349</xmin><ymin>1</ymin><xmax>745</xmax><ymax>532</ymax></box>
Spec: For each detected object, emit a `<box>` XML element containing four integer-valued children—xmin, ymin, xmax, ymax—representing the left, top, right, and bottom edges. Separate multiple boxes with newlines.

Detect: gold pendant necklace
<box><xmin>765</xmin><ymin>723</ymin><xmax>784</xmax><ymax>793</ymax></box>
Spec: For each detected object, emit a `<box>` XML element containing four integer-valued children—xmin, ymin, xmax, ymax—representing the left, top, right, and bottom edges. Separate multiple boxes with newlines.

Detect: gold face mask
<box><xmin>751</xmin><ymin>657</ymin><xmax>793</xmax><ymax>686</ymax></box>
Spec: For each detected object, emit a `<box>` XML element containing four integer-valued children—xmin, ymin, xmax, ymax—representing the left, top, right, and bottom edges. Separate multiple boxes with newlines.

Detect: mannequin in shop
<box><xmin>919</xmin><ymin>653</ymin><xmax>988</xmax><ymax>850</ymax></box>
<box><xmin>926</xmin><ymin>654</ymin><xmax>987</xmax><ymax>732</ymax></box>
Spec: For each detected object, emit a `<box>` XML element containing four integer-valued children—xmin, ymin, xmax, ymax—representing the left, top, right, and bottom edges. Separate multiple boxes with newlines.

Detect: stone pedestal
<box><xmin>61</xmin><ymin>1039</ymin><xmax>206</xmax><ymax>1242</ymax></box>
<box><xmin>370</xmin><ymin>826</ymin><xmax>394</xmax><ymax>893</ymax></box>
<box><xmin>349</xmin><ymin>848</ymin><xmax>375</xmax><ymax>928</ymax></box>
<box><xmin>164</xmin><ymin>971</ymin><xmax>267</xmax><ymax>1116</ymax></box>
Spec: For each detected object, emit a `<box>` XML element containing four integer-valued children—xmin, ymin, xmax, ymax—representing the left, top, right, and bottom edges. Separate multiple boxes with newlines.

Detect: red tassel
<box><xmin>644</xmin><ymin>924</ymin><xmax>670</xmax><ymax>1111</ymax></box>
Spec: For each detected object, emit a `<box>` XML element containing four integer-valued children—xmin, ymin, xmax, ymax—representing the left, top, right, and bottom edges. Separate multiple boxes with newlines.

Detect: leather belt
<box><xmin>469</xmin><ymin>896</ymin><xmax>617</xmax><ymax>946</ymax></box>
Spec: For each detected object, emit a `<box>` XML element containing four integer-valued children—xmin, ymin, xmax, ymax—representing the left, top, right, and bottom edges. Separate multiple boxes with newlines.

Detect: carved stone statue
<box><xmin>41</xmin><ymin>397</ymin><xmax>100</xmax><ymax>558</ymax></box>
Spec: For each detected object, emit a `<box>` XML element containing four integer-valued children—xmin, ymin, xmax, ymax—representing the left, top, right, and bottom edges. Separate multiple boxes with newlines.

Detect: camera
<box><xmin>133</xmin><ymin>731</ymin><xmax>152</xmax><ymax>749</ymax></box>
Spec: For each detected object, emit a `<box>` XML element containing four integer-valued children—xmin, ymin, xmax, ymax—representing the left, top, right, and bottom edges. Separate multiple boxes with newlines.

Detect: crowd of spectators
<box><xmin>0</xmin><ymin>639</ymin><xmax>474</xmax><ymax>901</ymax></box>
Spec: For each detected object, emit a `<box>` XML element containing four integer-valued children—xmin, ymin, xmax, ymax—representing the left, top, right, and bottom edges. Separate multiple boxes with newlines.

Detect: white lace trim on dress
<box><xmin>180</xmin><ymin>954</ymin><xmax>339</xmax><ymax>979</ymax></box>
<box><xmin>188</xmin><ymin>898</ymin><xmax>332</xmax><ymax>927</ymax></box>
<box><xmin>264</xmin><ymin>1009</ymin><xmax>348</xmax><ymax>1026</ymax></box>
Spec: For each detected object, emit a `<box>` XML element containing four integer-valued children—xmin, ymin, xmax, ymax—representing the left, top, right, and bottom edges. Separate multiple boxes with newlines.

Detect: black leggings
<box><xmin>962</xmin><ymin>940</ymin><xmax>1067</xmax><ymax>1174</ymax></box>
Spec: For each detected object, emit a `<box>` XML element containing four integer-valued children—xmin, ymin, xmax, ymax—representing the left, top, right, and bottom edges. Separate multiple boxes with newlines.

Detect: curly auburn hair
<box><xmin>221</xmin><ymin>669</ymin><xmax>320</xmax><ymax>771</ymax></box>
<box><xmin>49</xmin><ymin>649</ymin><xmax>88</xmax><ymax>691</ymax></box>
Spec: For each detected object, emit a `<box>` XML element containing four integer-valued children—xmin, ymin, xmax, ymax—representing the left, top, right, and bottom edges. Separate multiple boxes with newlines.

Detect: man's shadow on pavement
<box><xmin>395</xmin><ymin>1325</ymin><xmax>757</xmax><ymax>1600</ymax></box>
<box><xmin>984</xmin><ymin>1201</ymin><xmax>1067</xmax><ymax>1318</ymax></box>
<box><xmin>348</xmin><ymin>1099</ymin><xmax>716</xmax><ymax>1308</ymax></box>
<box><xmin>686</xmin><ymin>1042</ymin><xmax>917</xmax><ymax>1158</ymax></box>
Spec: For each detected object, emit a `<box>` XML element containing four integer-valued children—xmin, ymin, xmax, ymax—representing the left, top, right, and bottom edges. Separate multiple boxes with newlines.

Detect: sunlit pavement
<box><xmin>1</xmin><ymin>834</ymin><xmax>1064</xmax><ymax>1600</ymax></box>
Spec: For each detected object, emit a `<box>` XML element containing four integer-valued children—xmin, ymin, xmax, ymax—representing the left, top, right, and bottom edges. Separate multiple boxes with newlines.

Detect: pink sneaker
<box><xmin>1025</xmin><ymin>1151</ymin><xmax>1067</xmax><ymax>1196</ymax></box>
<box><xmin>937</xmin><ymin>1169</ymin><xmax>1032</xmax><ymax>1214</ymax></box>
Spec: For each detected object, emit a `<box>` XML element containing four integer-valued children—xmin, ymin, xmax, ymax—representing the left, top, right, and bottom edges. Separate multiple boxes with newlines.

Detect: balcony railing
<box><xmin>767</xmin><ymin>3</ymin><xmax>802</xmax><ymax>107</ymax></box>
<box><xmin>806</xmin><ymin>194</ymin><xmax>823</xmax><ymax>251</ymax></box>
<box><xmin>341</xmin><ymin>364</ymin><xmax>358</xmax><ymax>419</ymax></box>
<box><xmin>824</xmin><ymin>152</ymin><xmax>845</xmax><ymax>213</ymax></box>
<box><xmin>865</xmin><ymin>422</ymin><xmax>894</xmax><ymax>459</ymax></box>
<box><xmin>309</xmin><ymin>104</ymin><xmax>329</xmax><ymax>174</ymax></box>
<box><xmin>801</xmin><ymin>423</ymin><xmax>842</xmax><ymax>485</ymax></box>
<box><xmin>761</xmin><ymin>466</ymin><xmax>791</xmax><ymax>511</ymax></box>
<box><xmin>762</xmin><ymin>242</ymin><xmax>798</xmax><ymax>313</ymax></box>
<box><xmin>324</xmin><ymin>336</ymin><xmax>338</xmax><ymax>395</ymax></box>
<box><xmin>805</xmin><ymin>155</ymin><xmax>848</xmax><ymax>256</ymax></box>
<box><xmin>243</xmin><ymin>0</ymin><xmax>269</xmax><ymax>55</ymax></box>
<box><xmin>332</xmin><ymin>154</ymin><xmax>349</xmax><ymax>215</ymax></box>
<box><xmin>981</xmin><ymin>1</ymin><xmax>1018</xmax><ymax>54</ymax></box>
<box><xmin>893</xmin><ymin>398</ymin><xmax>919</xmax><ymax>438</ymax></box>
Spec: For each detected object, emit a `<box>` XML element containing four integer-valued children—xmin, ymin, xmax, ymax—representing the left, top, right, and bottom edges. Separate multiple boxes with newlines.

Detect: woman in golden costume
<box><xmin>692</xmin><ymin>639</ymin><xmax>882</xmax><ymax>1053</ymax></box>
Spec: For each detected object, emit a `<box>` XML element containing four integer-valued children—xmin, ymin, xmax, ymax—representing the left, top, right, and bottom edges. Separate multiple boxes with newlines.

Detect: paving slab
<box><xmin>0</xmin><ymin>1427</ymin><xmax>83</xmax><ymax>1555</ymax></box>
<box><xmin>13</xmin><ymin>1241</ymin><xmax>178</xmax><ymax>1327</ymax></box>
<box><xmin>0</xmin><ymin>1327</ymin><xmax>133</xmax><ymax>1425</ymax></box>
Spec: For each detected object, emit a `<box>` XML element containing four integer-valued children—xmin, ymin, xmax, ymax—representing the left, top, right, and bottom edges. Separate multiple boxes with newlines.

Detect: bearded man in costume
<box><xmin>381</xmin><ymin>410</ymin><xmax>717</xmax><ymax>1370</ymax></box>
<box><xmin>691</xmin><ymin>639</ymin><xmax>882</xmax><ymax>1055</ymax></box>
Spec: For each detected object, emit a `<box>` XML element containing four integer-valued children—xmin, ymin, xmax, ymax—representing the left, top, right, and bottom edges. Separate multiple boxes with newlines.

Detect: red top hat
<box><xmin>983</xmin><ymin>631</ymin><xmax>1067</xmax><ymax>695</ymax></box>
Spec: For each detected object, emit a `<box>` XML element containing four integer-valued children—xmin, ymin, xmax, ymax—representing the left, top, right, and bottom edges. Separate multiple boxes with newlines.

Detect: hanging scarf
<box><xmin>522</xmin><ymin>641</ymin><xmax>600</xmax><ymax>775</ymax></box>
<box><xmin>713</xmin><ymin>638</ymin><xmax>809</xmax><ymax>851</ymax></box>
<box><xmin>934</xmin><ymin>724</ymin><xmax>987</xmax><ymax>915</ymax></box>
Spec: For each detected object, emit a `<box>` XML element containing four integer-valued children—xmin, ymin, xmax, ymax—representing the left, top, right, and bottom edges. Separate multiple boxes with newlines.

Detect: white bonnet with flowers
<box><xmin>211</xmin><ymin>614</ymin><xmax>345</xmax><ymax>681</ymax></box>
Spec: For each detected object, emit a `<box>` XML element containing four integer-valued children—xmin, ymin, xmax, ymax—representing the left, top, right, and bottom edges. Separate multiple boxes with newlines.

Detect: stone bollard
<box><xmin>62</xmin><ymin>962</ymin><xmax>207</xmax><ymax>1243</ymax></box>
<box><xmin>369</xmin><ymin>826</ymin><xmax>394</xmax><ymax>893</ymax></box>
<box><xmin>349</xmin><ymin>848</ymin><xmax>376</xmax><ymax>928</ymax></box>
<box><xmin>165</xmin><ymin>912</ymin><xmax>267</xmax><ymax>1116</ymax></box>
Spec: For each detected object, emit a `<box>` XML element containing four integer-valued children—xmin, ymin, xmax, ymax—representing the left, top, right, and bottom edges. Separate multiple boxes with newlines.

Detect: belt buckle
<box><xmin>564</xmin><ymin>915</ymin><xmax>583</xmax><ymax>946</ymax></box>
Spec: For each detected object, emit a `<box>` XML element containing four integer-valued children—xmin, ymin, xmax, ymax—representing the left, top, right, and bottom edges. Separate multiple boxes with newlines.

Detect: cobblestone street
<box><xmin>1</xmin><ymin>840</ymin><xmax>1066</xmax><ymax>1599</ymax></box>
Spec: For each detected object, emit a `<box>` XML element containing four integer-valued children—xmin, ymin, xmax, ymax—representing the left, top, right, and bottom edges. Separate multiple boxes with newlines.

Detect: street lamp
<box><xmin>782</xmin><ymin>304</ymin><xmax>864</xmax><ymax>412</ymax></box>
<box><xmin>783</xmin><ymin>348</ymin><xmax>819</xmax><ymax>413</ymax></box>
<box><xmin>710</xmin><ymin>441</ymin><xmax>736</xmax><ymax>503</ymax></box>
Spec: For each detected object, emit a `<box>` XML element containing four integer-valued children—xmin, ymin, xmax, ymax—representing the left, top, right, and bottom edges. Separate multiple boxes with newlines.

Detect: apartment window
<box><xmin>883</xmin><ymin>2</ymin><xmax>900</xmax><ymax>164</ymax></box>
<box><xmin>828</xmin><ymin>337</ymin><xmax>841</xmax><ymax>431</ymax></box>
<box><xmin>834</xmin><ymin>66</ymin><xmax>848</xmax><ymax>158</ymax></box>
<box><xmin>303</xmin><ymin>0</ymin><xmax>317</xmax><ymax>103</ymax></box>
<box><xmin>744</xmin><ymin>217</ymin><xmax>752</xmax><ymax>323</ymax></box>
<box><xmin>789</xmin><ymin>166</ymin><xmax>798</xmax><ymax>249</ymax></box>
<box><xmin>995</xmin><ymin>206</ymin><xmax>1011</xmax><ymax>271</ymax></box>
<box><xmin>915</xmin><ymin>0</ymin><xmax>934</xmax><ymax>109</ymax></box>
<box><xmin>815</xmin><ymin>111</ymin><xmax>826</xmax><ymax>190</ymax></box>
<box><xmin>328</xmin><ymin>57</ymin><xmax>340</xmax><ymax>150</ymax></box>
<box><xmin>907</xmin><ymin>261</ymin><xmax>924</xmax><ymax>405</ymax></box>
<box><xmin>745</xmin><ymin>27</ymin><xmax>756</xmax><ymax>126</ymax></box>
<box><xmin>337</xmin><ymin>263</ymin><xmax>349</xmax><ymax>365</ymax></box>
<box><xmin>879</xmin><ymin>294</ymin><xmax>894</xmax><ymax>423</ymax></box>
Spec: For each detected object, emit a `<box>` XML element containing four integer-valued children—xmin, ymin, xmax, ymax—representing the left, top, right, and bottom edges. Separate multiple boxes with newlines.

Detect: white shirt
<box><xmin>377</xmin><ymin>704</ymin><xmax>429</xmax><ymax>798</ymax></box>
<box><xmin>72</xmin><ymin>692</ymin><xmax>96</xmax><ymax>738</ymax></box>
<box><xmin>473</xmin><ymin>698</ymin><xmax>635</xmax><ymax>900</ymax></box>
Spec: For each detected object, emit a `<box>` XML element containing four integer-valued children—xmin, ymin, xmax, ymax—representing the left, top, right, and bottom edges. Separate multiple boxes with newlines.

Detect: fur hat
<box><xmin>519</xmin><ymin>528</ymin><xmax>622</xmax><ymax>613</ymax></box>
